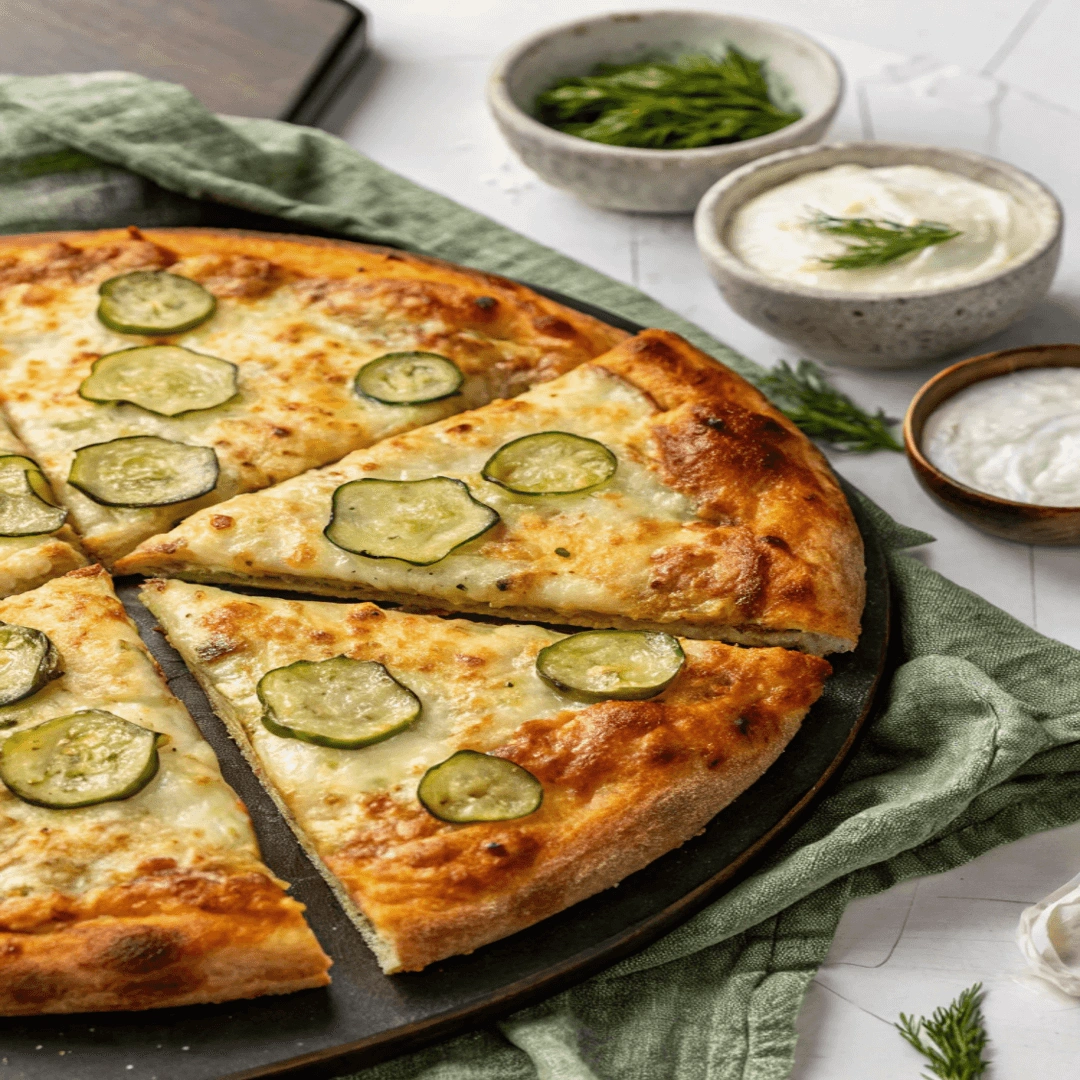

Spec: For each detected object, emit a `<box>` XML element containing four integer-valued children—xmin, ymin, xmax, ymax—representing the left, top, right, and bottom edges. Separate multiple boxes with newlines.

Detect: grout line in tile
<box><xmin>856</xmin><ymin>83</ymin><xmax>875</xmax><ymax>140</ymax></box>
<box><xmin>981</xmin><ymin>0</ymin><xmax>1052</xmax><ymax>75</ymax></box>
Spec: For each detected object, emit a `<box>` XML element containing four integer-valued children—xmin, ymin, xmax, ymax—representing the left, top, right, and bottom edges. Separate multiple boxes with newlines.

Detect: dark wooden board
<box><xmin>0</xmin><ymin>294</ymin><xmax>890</xmax><ymax>1080</ymax></box>
<box><xmin>0</xmin><ymin>0</ymin><xmax>366</xmax><ymax>125</ymax></box>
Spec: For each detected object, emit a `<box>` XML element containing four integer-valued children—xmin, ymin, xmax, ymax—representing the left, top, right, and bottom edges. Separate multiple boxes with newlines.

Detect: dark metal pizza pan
<box><xmin>0</xmin><ymin>291</ymin><xmax>890</xmax><ymax>1080</ymax></box>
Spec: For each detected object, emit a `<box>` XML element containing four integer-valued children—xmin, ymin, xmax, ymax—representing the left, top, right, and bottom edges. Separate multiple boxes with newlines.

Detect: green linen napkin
<box><xmin>2</xmin><ymin>71</ymin><xmax>1079</xmax><ymax>1080</ymax></box>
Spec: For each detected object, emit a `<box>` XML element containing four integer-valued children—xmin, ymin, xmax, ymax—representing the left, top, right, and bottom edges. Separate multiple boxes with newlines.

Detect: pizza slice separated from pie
<box><xmin>0</xmin><ymin>414</ymin><xmax>86</xmax><ymax>598</ymax></box>
<box><xmin>141</xmin><ymin>578</ymin><xmax>832</xmax><ymax>973</ymax></box>
<box><xmin>0</xmin><ymin>566</ymin><xmax>330</xmax><ymax>1015</ymax></box>
<box><xmin>0</xmin><ymin>227</ymin><xmax>625</xmax><ymax>566</ymax></box>
<box><xmin>120</xmin><ymin>329</ymin><xmax>865</xmax><ymax>655</ymax></box>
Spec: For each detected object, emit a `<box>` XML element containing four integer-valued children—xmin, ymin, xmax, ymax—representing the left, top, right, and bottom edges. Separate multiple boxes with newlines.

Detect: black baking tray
<box><xmin>0</xmin><ymin>293</ymin><xmax>890</xmax><ymax>1080</ymax></box>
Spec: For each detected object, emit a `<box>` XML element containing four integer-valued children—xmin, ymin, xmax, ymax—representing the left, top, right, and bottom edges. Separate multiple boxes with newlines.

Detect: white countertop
<box><xmin>343</xmin><ymin>3</ymin><xmax>1080</xmax><ymax>1074</ymax></box>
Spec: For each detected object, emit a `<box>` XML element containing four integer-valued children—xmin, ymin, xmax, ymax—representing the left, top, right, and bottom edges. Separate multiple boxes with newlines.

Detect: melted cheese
<box><xmin>0</xmin><ymin>571</ymin><xmax>263</xmax><ymax>901</ymax></box>
<box><xmin>0</xmin><ymin>241</ymin><xmax>620</xmax><ymax>565</ymax></box>
<box><xmin>122</xmin><ymin>366</ymin><xmax>723</xmax><ymax>624</ymax></box>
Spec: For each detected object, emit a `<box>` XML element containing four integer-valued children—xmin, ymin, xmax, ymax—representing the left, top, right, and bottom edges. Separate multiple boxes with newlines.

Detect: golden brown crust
<box><xmin>0</xmin><ymin>869</ymin><xmax>330</xmax><ymax>1015</ymax></box>
<box><xmin>0</xmin><ymin>227</ymin><xmax>626</xmax><ymax>564</ymax></box>
<box><xmin>0</xmin><ymin>567</ymin><xmax>330</xmax><ymax>1014</ymax></box>
<box><xmin>141</xmin><ymin>578</ymin><xmax>830</xmax><ymax>973</ymax></box>
<box><xmin>596</xmin><ymin>329</ymin><xmax>866</xmax><ymax>649</ymax></box>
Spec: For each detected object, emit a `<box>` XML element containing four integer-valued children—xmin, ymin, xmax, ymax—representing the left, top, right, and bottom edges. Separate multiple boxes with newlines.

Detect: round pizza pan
<box><xmin>0</xmin><ymin>264</ymin><xmax>890</xmax><ymax>1080</ymax></box>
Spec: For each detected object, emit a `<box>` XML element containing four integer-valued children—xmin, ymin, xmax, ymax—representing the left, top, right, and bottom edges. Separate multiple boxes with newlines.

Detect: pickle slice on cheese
<box><xmin>0</xmin><ymin>710</ymin><xmax>159</xmax><ymax>809</ymax></box>
<box><xmin>97</xmin><ymin>271</ymin><xmax>216</xmax><ymax>335</ymax></box>
<box><xmin>481</xmin><ymin>432</ymin><xmax>616</xmax><ymax>495</ymax></box>
<box><xmin>79</xmin><ymin>345</ymin><xmax>238</xmax><ymax>416</ymax></box>
<box><xmin>68</xmin><ymin>436</ymin><xmax>219</xmax><ymax>508</ymax></box>
<box><xmin>0</xmin><ymin>622</ymin><xmax>61</xmax><ymax>707</ymax></box>
<box><xmin>258</xmin><ymin>656</ymin><xmax>421</xmax><ymax>749</ymax></box>
<box><xmin>417</xmin><ymin>750</ymin><xmax>543</xmax><ymax>823</ymax></box>
<box><xmin>536</xmin><ymin>629</ymin><xmax>685</xmax><ymax>702</ymax></box>
<box><xmin>324</xmin><ymin>476</ymin><xmax>499</xmax><ymax>565</ymax></box>
<box><xmin>355</xmin><ymin>352</ymin><xmax>463</xmax><ymax>405</ymax></box>
<box><xmin>0</xmin><ymin>456</ymin><xmax>68</xmax><ymax>537</ymax></box>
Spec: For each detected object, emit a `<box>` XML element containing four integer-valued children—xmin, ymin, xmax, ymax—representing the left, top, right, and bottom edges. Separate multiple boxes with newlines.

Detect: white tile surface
<box><xmin>346</xmin><ymin>3</ymin><xmax>1080</xmax><ymax>1074</ymax></box>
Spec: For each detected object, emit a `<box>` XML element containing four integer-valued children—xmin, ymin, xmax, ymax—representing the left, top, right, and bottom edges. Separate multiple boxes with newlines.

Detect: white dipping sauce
<box><xmin>923</xmin><ymin>367</ymin><xmax>1080</xmax><ymax>507</ymax></box>
<box><xmin>729</xmin><ymin>164</ymin><xmax>1035</xmax><ymax>293</ymax></box>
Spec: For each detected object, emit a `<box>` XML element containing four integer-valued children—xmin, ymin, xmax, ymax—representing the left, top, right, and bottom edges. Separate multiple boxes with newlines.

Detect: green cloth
<box><xmin>2</xmin><ymin>71</ymin><xmax>1079</xmax><ymax>1080</ymax></box>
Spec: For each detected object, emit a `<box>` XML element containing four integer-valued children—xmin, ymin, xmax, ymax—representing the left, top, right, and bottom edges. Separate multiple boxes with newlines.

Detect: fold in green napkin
<box><xmin>2</xmin><ymin>72</ymin><xmax>1079</xmax><ymax>1080</ymax></box>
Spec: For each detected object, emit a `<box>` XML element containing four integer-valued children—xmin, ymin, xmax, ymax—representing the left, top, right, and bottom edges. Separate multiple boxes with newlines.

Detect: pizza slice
<box><xmin>0</xmin><ymin>566</ymin><xmax>330</xmax><ymax>1015</ymax></box>
<box><xmin>0</xmin><ymin>414</ymin><xmax>86</xmax><ymax>598</ymax></box>
<box><xmin>0</xmin><ymin>227</ymin><xmax>625</xmax><ymax>566</ymax></box>
<box><xmin>141</xmin><ymin>578</ymin><xmax>831</xmax><ymax>973</ymax></box>
<box><xmin>120</xmin><ymin>329</ymin><xmax>865</xmax><ymax>655</ymax></box>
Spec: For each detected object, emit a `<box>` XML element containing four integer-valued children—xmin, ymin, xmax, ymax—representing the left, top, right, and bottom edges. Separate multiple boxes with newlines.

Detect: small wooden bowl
<box><xmin>904</xmin><ymin>344</ymin><xmax>1080</xmax><ymax>545</ymax></box>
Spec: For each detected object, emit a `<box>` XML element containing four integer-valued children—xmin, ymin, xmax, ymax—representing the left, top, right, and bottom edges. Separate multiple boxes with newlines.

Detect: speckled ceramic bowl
<box><xmin>694</xmin><ymin>142</ymin><xmax>1063</xmax><ymax>368</ymax></box>
<box><xmin>487</xmin><ymin>11</ymin><xmax>842</xmax><ymax>214</ymax></box>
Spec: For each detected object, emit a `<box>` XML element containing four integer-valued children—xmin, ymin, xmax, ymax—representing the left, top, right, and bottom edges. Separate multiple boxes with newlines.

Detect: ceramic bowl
<box><xmin>904</xmin><ymin>343</ymin><xmax>1080</xmax><ymax>545</ymax></box>
<box><xmin>694</xmin><ymin>142</ymin><xmax>1063</xmax><ymax>368</ymax></box>
<box><xmin>487</xmin><ymin>11</ymin><xmax>842</xmax><ymax>214</ymax></box>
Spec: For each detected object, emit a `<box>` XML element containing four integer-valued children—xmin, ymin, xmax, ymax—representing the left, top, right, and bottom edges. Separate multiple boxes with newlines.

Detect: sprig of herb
<box><xmin>534</xmin><ymin>50</ymin><xmax>802</xmax><ymax>150</ymax></box>
<box><xmin>897</xmin><ymin>984</ymin><xmax>989</xmax><ymax>1080</ymax></box>
<box><xmin>809</xmin><ymin>211</ymin><xmax>962</xmax><ymax>269</ymax></box>
<box><xmin>758</xmin><ymin>360</ymin><xmax>903</xmax><ymax>453</ymax></box>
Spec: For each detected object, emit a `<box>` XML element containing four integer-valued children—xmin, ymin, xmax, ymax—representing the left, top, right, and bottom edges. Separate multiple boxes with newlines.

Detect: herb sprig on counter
<box><xmin>896</xmin><ymin>983</ymin><xmax>989</xmax><ymax>1080</ymax></box>
<box><xmin>809</xmin><ymin>211</ymin><xmax>962</xmax><ymax>270</ymax></box>
<box><xmin>535</xmin><ymin>50</ymin><xmax>802</xmax><ymax>150</ymax></box>
<box><xmin>759</xmin><ymin>360</ymin><xmax>903</xmax><ymax>453</ymax></box>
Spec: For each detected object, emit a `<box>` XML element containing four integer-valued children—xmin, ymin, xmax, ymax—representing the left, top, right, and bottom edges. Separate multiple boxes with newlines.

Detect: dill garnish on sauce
<box><xmin>809</xmin><ymin>211</ymin><xmax>962</xmax><ymax>270</ymax></box>
<box><xmin>534</xmin><ymin>50</ymin><xmax>801</xmax><ymax>150</ymax></box>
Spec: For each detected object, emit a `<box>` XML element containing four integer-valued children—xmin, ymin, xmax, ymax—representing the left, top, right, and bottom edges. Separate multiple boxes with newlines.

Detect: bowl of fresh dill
<box><xmin>487</xmin><ymin>11</ymin><xmax>843</xmax><ymax>213</ymax></box>
<box><xmin>694</xmin><ymin>141</ymin><xmax>1062</xmax><ymax>367</ymax></box>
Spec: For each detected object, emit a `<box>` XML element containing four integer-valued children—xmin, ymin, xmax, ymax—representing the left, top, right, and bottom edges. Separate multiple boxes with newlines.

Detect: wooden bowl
<box><xmin>904</xmin><ymin>344</ymin><xmax>1080</xmax><ymax>545</ymax></box>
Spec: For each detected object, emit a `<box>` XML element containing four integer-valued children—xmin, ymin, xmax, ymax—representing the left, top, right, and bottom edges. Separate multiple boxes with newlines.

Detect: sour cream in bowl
<box><xmin>695</xmin><ymin>143</ymin><xmax>1062</xmax><ymax>368</ymax></box>
<box><xmin>904</xmin><ymin>345</ymin><xmax>1080</xmax><ymax>545</ymax></box>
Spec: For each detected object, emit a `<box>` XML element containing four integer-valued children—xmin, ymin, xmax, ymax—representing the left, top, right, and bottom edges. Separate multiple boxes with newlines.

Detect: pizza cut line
<box><xmin>0</xmin><ymin>566</ymin><xmax>330</xmax><ymax>1015</ymax></box>
<box><xmin>141</xmin><ymin>578</ymin><xmax>833</xmax><ymax>974</ymax></box>
<box><xmin>119</xmin><ymin>328</ymin><xmax>865</xmax><ymax>656</ymax></box>
<box><xmin>0</xmin><ymin>227</ymin><xmax>626</xmax><ymax>567</ymax></box>
<box><xmin>0</xmin><ymin>414</ymin><xmax>87</xmax><ymax>598</ymax></box>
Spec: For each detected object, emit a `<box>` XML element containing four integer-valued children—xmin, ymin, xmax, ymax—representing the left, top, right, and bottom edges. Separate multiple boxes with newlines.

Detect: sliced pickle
<box><xmin>0</xmin><ymin>623</ymin><xmax>61</xmax><ymax>707</ymax></box>
<box><xmin>68</xmin><ymin>436</ymin><xmax>219</xmax><ymax>507</ymax></box>
<box><xmin>325</xmin><ymin>477</ymin><xmax>499</xmax><ymax>565</ymax></box>
<box><xmin>418</xmin><ymin>750</ymin><xmax>543</xmax><ymax>823</ymax></box>
<box><xmin>0</xmin><ymin>456</ymin><xmax>67</xmax><ymax>536</ymax></box>
<box><xmin>536</xmin><ymin>629</ymin><xmax>685</xmax><ymax>702</ymax></box>
<box><xmin>98</xmin><ymin>271</ymin><xmax>216</xmax><ymax>335</ymax></box>
<box><xmin>79</xmin><ymin>345</ymin><xmax>238</xmax><ymax>416</ymax></box>
<box><xmin>355</xmin><ymin>352</ymin><xmax>463</xmax><ymax>405</ymax></box>
<box><xmin>481</xmin><ymin>432</ymin><xmax>617</xmax><ymax>495</ymax></box>
<box><xmin>258</xmin><ymin>656</ymin><xmax>421</xmax><ymax>749</ymax></box>
<box><xmin>0</xmin><ymin>710</ymin><xmax>159</xmax><ymax>809</ymax></box>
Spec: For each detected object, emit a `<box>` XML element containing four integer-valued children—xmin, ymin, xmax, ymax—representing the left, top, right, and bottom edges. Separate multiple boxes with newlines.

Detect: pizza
<box><xmin>0</xmin><ymin>228</ymin><xmax>626</xmax><ymax>566</ymax></box>
<box><xmin>119</xmin><ymin>329</ymin><xmax>865</xmax><ymax>656</ymax></box>
<box><xmin>0</xmin><ymin>414</ymin><xmax>86</xmax><ymax>598</ymax></box>
<box><xmin>141</xmin><ymin>578</ymin><xmax>832</xmax><ymax>973</ymax></box>
<box><xmin>0</xmin><ymin>566</ymin><xmax>330</xmax><ymax>1014</ymax></box>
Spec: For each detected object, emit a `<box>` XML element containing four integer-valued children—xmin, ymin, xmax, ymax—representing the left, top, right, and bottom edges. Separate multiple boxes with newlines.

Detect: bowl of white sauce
<box><xmin>695</xmin><ymin>142</ymin><xmax>1062</xmax><ymax>367</ymax></box>
<box><xmin>905</xmin><ymin>344</ymin><xmax>1080</xmax><ymax>545</ymax></box>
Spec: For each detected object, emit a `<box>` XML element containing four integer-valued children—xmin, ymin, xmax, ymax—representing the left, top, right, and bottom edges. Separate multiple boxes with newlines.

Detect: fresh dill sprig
<box><xmin>896</xmin><ymin>983</ymin><xmax>989</xmax><ymax>1080</ymax></box>
<box><xmin>758</xmin><ymin>360</ymin><xmax>903</xmax><ymax>453</ymax></box>
<box><xmin>809</xmin><ymin>210</ymin><xmax>962</xmax><ymax>269</ymax></box>
<box><xmin>534</xmin><ymin>50</ymin><xmax>801</xmax><ymax>150</ymax></box>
